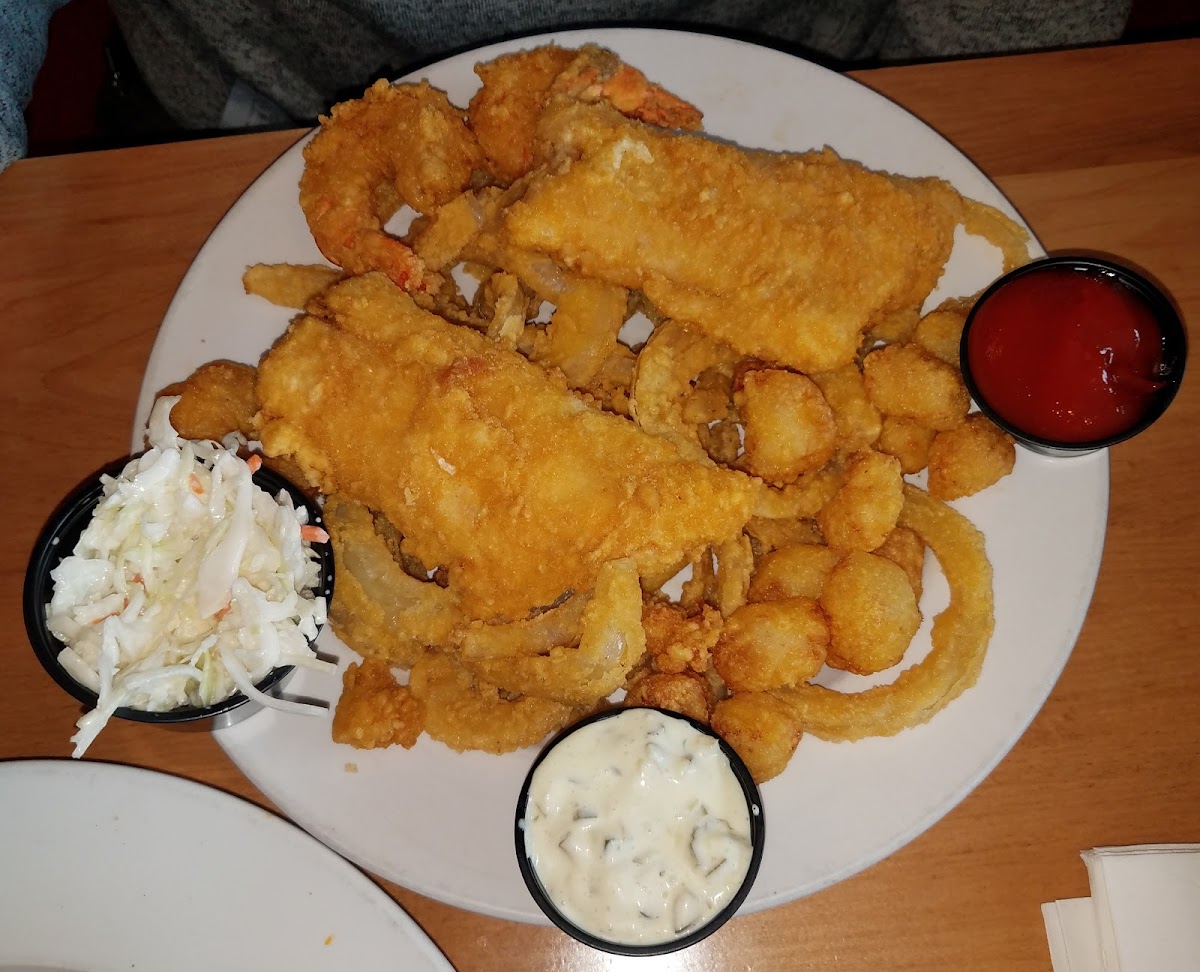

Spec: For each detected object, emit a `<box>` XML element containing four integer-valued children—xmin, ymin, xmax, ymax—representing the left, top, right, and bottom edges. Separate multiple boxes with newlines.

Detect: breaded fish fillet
<box><xmin>502</xmin><ymin>101</ymin><xmax>1028</xmax><ymax>373</ymax></box>
<box><xmin>256</xmin><ymin>273</ymin><xmax>758</xmax><ymax>620</ymax></box>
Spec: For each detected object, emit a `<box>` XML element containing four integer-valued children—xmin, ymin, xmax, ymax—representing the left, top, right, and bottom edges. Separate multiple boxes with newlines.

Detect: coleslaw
<box><xmin>46</xmin><ymin>397</ymin><xmax>333</xmax><ymax>757</ymax></box>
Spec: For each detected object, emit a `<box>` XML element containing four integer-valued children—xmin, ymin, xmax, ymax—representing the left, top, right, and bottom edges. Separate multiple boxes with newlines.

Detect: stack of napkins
<box><xmin>1042</xmin><ymin>844</ymin><xmax>1200</xmax><ymax>971</ymax></box>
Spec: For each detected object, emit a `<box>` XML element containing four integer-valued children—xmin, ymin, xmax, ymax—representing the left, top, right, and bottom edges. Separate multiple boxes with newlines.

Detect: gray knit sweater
<box><xmin>1</xmin><ymin>0</ymin><xmax>1130</xmax><ymax>167</ymax></box>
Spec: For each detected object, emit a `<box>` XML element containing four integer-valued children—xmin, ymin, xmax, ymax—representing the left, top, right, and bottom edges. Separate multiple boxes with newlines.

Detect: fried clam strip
<box><xmin>323</xmin><ymin>497</ymin><xmax>462</xmax><ymax>668</ymax></box>
<box><xmin>453</xmin><ymin>560</ymin><xmax>646</xmax><ymax>706</ymax></box>
<box><xmin>409</xmin><ymin>650</ymin><xmax>583</xmax><ymax>754</ymax></box>
<box><xmin>242</xmin><ymin>263</ymin><xmax>345</xmax><ymax>309</ymax></box>
<box><xmin>299</xmin><ymin>80</ymin><xmax>484</xmax><ymax>292</ymax></box>
<box><xmin>772</xmin><ymin>486</ymin><xmax>994</xmax><ymax>741</ymax></box>
<box><xmin>256</xmin><ymin>274</ymin><xmax>758</xmax><ymax>621</ymax></box>
<box><xmin>631</xmin><ymin>320</ymin><xmax>740</xmax><ymax>463</ymax></box>
<box><xmin>505</xmin><ymin>100</ymin><xmax>1028</xmax><ymax>372</ymax></box>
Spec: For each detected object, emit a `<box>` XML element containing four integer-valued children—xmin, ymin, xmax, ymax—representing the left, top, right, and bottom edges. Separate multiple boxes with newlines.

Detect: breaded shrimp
<box><xmin>299</xmin><ymin>80</ymin><xmax>484</xmax><ymax>292</ymax></box>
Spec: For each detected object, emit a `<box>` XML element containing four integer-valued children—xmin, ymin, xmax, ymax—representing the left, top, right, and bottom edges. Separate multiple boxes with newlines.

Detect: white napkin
<box><xmin>1043</xmin><ymin>844</ymin><xmax>1200</xmax><ymax>972</ymax></box>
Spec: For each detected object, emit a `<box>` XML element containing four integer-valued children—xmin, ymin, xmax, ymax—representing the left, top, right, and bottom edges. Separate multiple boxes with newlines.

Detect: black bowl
<box><xmin>23</xmin><ymin>454</ymin><xmax>334</xmax><ymax>729</ymax></box>
<box><xmin>959</xmin><ymin>255</ymin><xmax>1187</xmax><ymax>457</ymax></box>
<box><xmin>515</xmin><ymin>706</ymin><xmax>765</xmax><ymax>956</ymax></box>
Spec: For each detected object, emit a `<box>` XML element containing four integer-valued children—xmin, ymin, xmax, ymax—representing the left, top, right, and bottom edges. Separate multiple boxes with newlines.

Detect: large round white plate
<box><xmin>0</xmin><ymin>760</ymin><xmax>453</xmax><ymax>970</ymax></box>
<box><xmin>133</xmin><ymin>28</ymin><xmax>1108</xmax><ymax>922</ymax></box>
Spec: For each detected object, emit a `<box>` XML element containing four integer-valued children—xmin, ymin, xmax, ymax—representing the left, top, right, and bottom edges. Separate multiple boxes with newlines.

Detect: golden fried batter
<box><xmin>711</xmin><ymin>692</ymin><xmax>804</xmax><ymax>784</ymax></box>
<box><xmin>817</xmin><ymin>450</ymin><xmax>904</xmax><ymax>553</ymax></box>
<box><xmin>624</xmin><ymin>671</ymin><xmax>713</xmax><ymax>723</ymax></box>
<box><xmin>505</xmin><ymin>101</ymin><xmax>1023</xmax><ymax>372</ymax></box>
<box><xmin>157</xmin><ymin>360</ymin><xmax>257</xmax><ymax>443</ymax></box>
<box><xmin>736</xmin><ymin>369</ymin><xmax>837</xmax><ymax>485</ymax></box>
<box><xmin>331</xmin><ymin>659</ymin><xmax>425</xmax><ymax>750</ymax></box>
<box><xmin>409</xmin><ymin>651</ymin><xmax>581</xmax><ymax>754</ymax></box>
<box><xmin>862</xmin><ymin>343</ymin><xmax>970</xmax><ymax>431</ymax></box>
<box><xmin>747</xmin><ymin>543</ymin><xmax>839</xmax><ymax>602</ymax></box>
<box><xmin>927</xmin><ymin>414</ymin><xmax>1016</xmax><ymax>500</ymax></box>
<box><xmin>876</xmin><ymin>415</ymin><xmax>936</xmax><ymax>475</ymax></box>
<box><xmin>713</xmin><ymin>598</ymin><xmax>828</xmax><ymax>692</ymax></box>
<box><xmin>257</xmin><ymin>274</ymin><xmax>758</xmax><ymax>620</ymax></box>
<box><xmin>642</xmin><ymin>600</ymin><xmax>723</xmax><ymax>675</ymax></box>
<box><xmin>820</xmin><ymin>551</ymin><xmax>921</xmax><ymax>675</ymax></box>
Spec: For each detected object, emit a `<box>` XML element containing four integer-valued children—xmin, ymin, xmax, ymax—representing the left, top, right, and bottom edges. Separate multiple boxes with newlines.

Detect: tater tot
<box><xmin>817</xmin><ymin>450</ymin><xmax>904</xmax><ymax>553</ymax></box>
<box><xmin>748</xmin><ymin>544</ymin><xmax>839</xmax><ymax>602</ymax></box>
<box><xmin>874</xmin><ymin>526</ymin><xmax>926</xmax><ymax>602</ymax></box>
<box><xmin>713</xmin><ymin>598</ymin><xmax>828</xmax><ymax>692</ymax></box>
<box><xmin>735</xmin><ymin>369</ymin><xmax>837</xmax><ymax>485</ymax></box>
<box><xmin>710</xmin><ymin>692</ymin><xmax>804</xmax><ymax>784</ymax></box>
<box><xmin>912</xmin><ymin>296</ymin><xmax>972</xmax><ymax>368</ymax></box>
<box><xmin>809</xmin><ymin>364</ymin><xmax>882</xmax><ymax>452</ymax></box>
<box><xmin>876</xmin><ymin>415</ymin><xmax>936</xmax><ymax>474</ymax></box>
<box><xmin>927</xmin><ymin>414</ymin><xmax>1016</xmax><ymax>500</ymax></box>
<box><xmin>820</xmin><ymin>551</ymin><xmax>921</xmax><ymax>675</ymax></box>
<box><xmin>625</xmin><ymin>671</ymin><xmax>713</xmax><ymax>723</ymax></box>
<box><xmin>862</xmin><ymin>343</ymin><xmax>970</xmax><ymax>430</ymax></box>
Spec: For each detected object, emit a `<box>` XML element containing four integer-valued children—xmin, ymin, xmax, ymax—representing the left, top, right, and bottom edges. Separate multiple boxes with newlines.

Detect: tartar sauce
<box><xmin>521</xmin><ymin>708</ymin><xmax>757</xmax><ymax>946</ymax></box>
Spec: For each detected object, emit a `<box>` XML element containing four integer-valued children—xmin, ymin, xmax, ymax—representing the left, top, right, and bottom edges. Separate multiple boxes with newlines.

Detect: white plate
<box><xmin>133</xmin><ymin>28</ymin><xmax>1108</xmax><ymax>922</ymax></box>
<box><xmin>0</xmin><ymin>760</ymin><xmax>453</xmax><ymax>971</ymax></box>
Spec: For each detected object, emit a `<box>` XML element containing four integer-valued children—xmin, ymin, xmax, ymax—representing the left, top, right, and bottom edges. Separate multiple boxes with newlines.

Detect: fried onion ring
<box><xmin>772</xmin><ymin>486</ymin><xmax>993</xmax><ymax>740</ymax></box>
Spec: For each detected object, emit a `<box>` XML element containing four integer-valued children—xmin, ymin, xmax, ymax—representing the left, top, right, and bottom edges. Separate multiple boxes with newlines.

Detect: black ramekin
<box><xmin>959</xmin><ymin>255</ymin><xmax>1187</xmax><ymax>457</ymax></box>
<box><xmin>515</xmin><ymin>706</ymin><xmax>765</xmax><ymax>956</ymax></box>
<box><xmin>23</xmin><ymin>454</ymin><xmax>334</xmax><ymax>730</ymax></box>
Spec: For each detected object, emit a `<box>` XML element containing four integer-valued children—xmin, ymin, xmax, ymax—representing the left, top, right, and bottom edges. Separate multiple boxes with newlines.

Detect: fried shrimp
<box><xmin>468</xmin><ymin>44</ymin><xmax>701</xmax><ymax>186</ymax></box>
<box><xmin>299</xmin><ymin>80</ymin><xmax>484</xmax><ymax>292</ymax></box>
<box><xmin>547</xmin><ymin>44</ymin><xmax>703</xmax><ymax>131</ymax></box>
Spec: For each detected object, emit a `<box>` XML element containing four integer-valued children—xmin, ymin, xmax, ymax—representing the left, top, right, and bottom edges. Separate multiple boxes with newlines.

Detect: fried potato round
<box><xmin>642</xmin><ymin>601</ymin><xmax>722</xmax><ymax>675</ymax></box>
<box><xmin>809</xmin><ymin>364</ymin><xmax>882</xmax><ymax>452</ymax></box>
<box><xmin>625</xmin><ymin>671</ymin><xmax>713</xmax><ymax>723</ymax></box>
<box><xmin>735</xmin><ymin>369</ymin><xmax>837</xmax><ymax>485</ymax></box>
<box><xmin>409</xmin><ymin>651</ymin><xmax>582</xmax><ymax>753</ymax></box>
<box><xmin>876</xmin><ymin>415</ymin><xmax>936</xmax><ymax>475</ymax></box>
<box><xmin>331</xmin><ymin>658</ymin><xmax>425</xmax><ymax>750</ymax></box>
<box><xmin>820</xmin><ymin>551</ymin><xmax>921</xmax><ymax>675</ymax></box>
<box><xmin>774</xmin><ymin>486</ymin><xmax>994</xmax><ymax>740</ymax></box>
<box><xmin>711</xmin><ymin>692</ymin><xmax>804</xmax><ymax>784</ymax></box>
<box><xmin>713</xmin><ymin>598</ymin><xmax>828</xmax><ymax>692</ymax></box>
<box><xmin>862</xmin><ymin>343</ymin><xmax>970</xmax><ymax>431</ymax></box>
<box><xmin>242</xmin><ymin>263</ymin><xmax>345</xmax><ymax>309</ymax></box>
<box><xmin>817</xmin><ymin>450</ymin><xmax>904</xmax><ymax>553</ymax></box>
<box><xmin>748</xmin><ymin>543</ymin><xmax>839</xmax><ymax>602</ymax></box>
<box><xmin>912</xmin><ymin>296</ymin><xmax>972</xmax><ymax>368</ymax></box>
<box><xmin>874</xmin><ymin>526</ymin><xmax>926</xmax><ymax>602</ymax></box>
<box><xmin>927</xmin><ymin>414</ymin><xmax>1017</xmax><ymax>500</ymax></box>
<box><xmin>157</xmin><ymin>360</ymin><xmax>258</xmax><ymax>443</ymax></box>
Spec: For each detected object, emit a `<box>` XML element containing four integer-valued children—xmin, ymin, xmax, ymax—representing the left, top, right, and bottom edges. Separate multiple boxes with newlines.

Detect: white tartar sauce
<box><xmin>522</xmin><ymin>708</ymin><xmax>756</xmax><ymax>946</ymax></box>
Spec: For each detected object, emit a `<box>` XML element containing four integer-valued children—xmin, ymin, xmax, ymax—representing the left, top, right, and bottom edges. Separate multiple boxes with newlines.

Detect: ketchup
<box><xmin>965</xmin><ymin>267</ymin><xmax>1166</xmax><ymax>443</ymax></box>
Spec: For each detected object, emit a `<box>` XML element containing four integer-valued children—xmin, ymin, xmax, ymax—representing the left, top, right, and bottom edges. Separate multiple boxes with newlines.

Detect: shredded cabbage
<box><xmin>47</xmin><ymin>397</ymin><xmax>333</xmax><ymax>757</ymax></box>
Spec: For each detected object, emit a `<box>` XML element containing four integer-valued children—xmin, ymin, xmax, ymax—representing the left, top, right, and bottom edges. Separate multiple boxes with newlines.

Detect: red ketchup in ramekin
<box><xmin>961</xmin><ymin>258</ymin><xmax>1186</xmax><ymax>456</ymax></box>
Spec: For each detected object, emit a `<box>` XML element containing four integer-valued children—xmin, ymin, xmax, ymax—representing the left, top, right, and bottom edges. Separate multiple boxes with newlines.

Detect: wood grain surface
<box><xmin>1</xmin><ymin>38</ymin><xmax>1196</xmax><ymax>972</ymax></box>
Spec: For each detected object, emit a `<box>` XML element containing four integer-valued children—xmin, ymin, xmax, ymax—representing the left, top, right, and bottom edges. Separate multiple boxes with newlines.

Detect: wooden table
<box><xmin>2</xmin><ymin>38</ymin><xmax>1197</xmax><ymax>972</ymax></box>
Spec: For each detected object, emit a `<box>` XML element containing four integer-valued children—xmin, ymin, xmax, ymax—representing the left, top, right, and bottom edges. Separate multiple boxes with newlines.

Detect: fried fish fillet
<box><xmin>256</xmin><ymin>273</ymin><xmax>758</xmax><ymax>620</ymax></box>
<box><xmin>502</xmin><ymin>101</ymin><xmax>1028</xmax><ymax>373</ymax></box>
